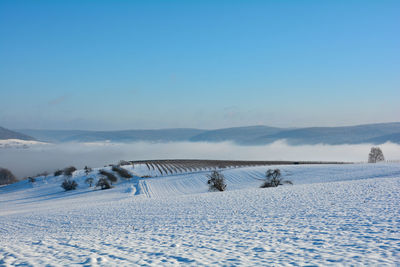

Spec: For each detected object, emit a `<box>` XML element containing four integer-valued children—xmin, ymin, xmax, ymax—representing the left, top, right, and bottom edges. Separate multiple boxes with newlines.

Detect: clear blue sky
<box><xmin>1</xmin><ymin>0</ymin><xmax>399</xmax><ymax>130</ymax></box>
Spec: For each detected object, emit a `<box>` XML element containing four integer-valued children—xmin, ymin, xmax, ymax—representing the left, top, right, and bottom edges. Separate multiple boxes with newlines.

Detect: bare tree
<box><xmin>63</xmin><ymin>166</ymin><xmax>77</xmax><ymax>176</ymax></box>
<box><xmin>0</xmin><ymin>168</ymin><xmax>17</xmax><ymax>185</ymax></box>
<box><xmin>260</xmin><ymin>169</ymin><xmax>292</xmax><ymax>188</ymax></box>
<box><xmin>61</xmin><ymin>178</ymin><xmax>78</xmax><ymax>191</ymax></box>
<box><xmin>207</xmin><ymin>171</ymin><xmax>227</xmax><ymax>192</ymax></box>
<box><xmin>98</xmin><ymin>169</ymin><xmax>118</xmax><ymax>185</ymax></box>
<box><xmin>368</xmin><ymin>147</ymin><xmax>385</xmax><ymax>163</ymax></box>
<box><xmin>96</xmin><ymin>178</ymin><xmax>111</xmax><ymax>190</ymax></box>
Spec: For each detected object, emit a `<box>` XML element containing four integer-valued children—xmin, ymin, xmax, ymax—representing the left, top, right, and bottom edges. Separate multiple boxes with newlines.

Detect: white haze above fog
<box><xmin>1</xmin><ymin>140</ymin><xmax>400</xmax><ymax>179</ymax></box>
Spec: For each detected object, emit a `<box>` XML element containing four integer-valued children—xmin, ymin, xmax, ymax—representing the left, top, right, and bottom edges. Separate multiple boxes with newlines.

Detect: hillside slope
<box><xmin>189</xmin><ymin>126</ymin><xmax>283</xmax><ymax>144</ymax></box>
<box><xmin>254</xmin><ymin>122</ymin><xmax>400</xmax><ymax>145</ymax></box>
<box><xmin>18</xmin><ymin>128</ymin><xmax>206</xmax><ymax>143</ymax></box>
<box><xmin>0</xmin><ymin>126</ymin><xmax>35</xmax><ymax>141</ymax></box>
<box><xmin>0</xmin><ymin>163</ymin><xmax>399</xmax><ymax>265</ymax></box>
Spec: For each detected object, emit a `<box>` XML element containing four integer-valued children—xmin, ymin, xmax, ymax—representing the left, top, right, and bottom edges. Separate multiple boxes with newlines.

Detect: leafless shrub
<box><xmin>99</xmin><ymin>169</ymin><xmax>118</xmax><ymax>184</ymax></box>
<box><xmin>63</xmin><ymin>166</ymin><xmax>77</xmax><ymax>176</ymax></box>
<box><xmin>54</xmin><ymin>169</ymin><xmax>63</xmax><ymax>176</ymax></box>
<box><xmin>207</xmin><ymin>171</ymin><xmax>227</xmax><ymax>192</ymax></box>
<box><xmin>0</xmin><ymin>168</ymin><xmax>17</xmax><ymax>185</ymax></box>
<box><xmin>111</xmin><ymin>165</ymin><xmax>132</xmax><ymax>178</ymax></box>
<box><xmin>61</xmin><ymin>178</ymin><xmax>78</xmax><ymax>191</ymax></box>
<box><xmin>260</xmin><ymin>169</ymin><xmax>292</xmax><ymax>188</ymax></box>
<box><xmin>96</xmin><ymin>177</ymin><xmax>111</xmax><ymax>190</ymax></box>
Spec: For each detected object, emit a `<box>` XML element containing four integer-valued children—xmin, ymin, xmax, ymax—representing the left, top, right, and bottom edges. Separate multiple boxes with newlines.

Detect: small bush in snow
<box><xmin>111</xmin><ymin>165</ymin><xmax>132</xmax><ymax>178</ymax></box>
<box><xmin>61</xmin><ymin>178</ymin><xmax>78</xmax><ymax>191</ymax></box>
<box><xmin>28</xmin><ymin>177</ymin><xmax>36</xmax><ymax>183</ymax></box>
<box><xmin>54</xmin><ymin>169</ymin><xmax>63</xmax><ymax>176</ymax></box>
<box><xmin>63</xmin><ymin>166</ymin><xmax>77</xmax><ymax>176</ymax></box>
<box><xmin>85</xmin><ymin>177</ymin><xmax>94</xmax><ymax>187</ymax></box>
<box><xmin>99</xmin><ymin>169</ymin><xmax>118</xmax><ymax>184</ymax></box>
<box><xmin>84</xmin><ymin>166</ymin><xmax>92</xmax><ymax>176</ymax></box>
<box><xmin>260</xmin><ymin>169</ymin><xmax>292</xmax><ymax>188</ymax></box>
<box><xmin>96</xmin><ymin>178</ymin><xmax>111</xmax><ymax>190</ymax></box>
<box><xmin>207</xmin><ymin>171</ymin><xmax>227</xmax><ymax>192</ymax></box>
<box><xmin>0</xmin><ymin>168</ymin><xmax>18</xmax><ymax>185</ymax></box>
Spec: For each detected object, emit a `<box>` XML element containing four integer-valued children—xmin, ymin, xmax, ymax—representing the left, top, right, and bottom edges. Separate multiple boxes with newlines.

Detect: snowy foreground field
<box><xmin>1</xmin><ymin>163</ymin><xmax>400</xmax><ymax>266</ymax></box>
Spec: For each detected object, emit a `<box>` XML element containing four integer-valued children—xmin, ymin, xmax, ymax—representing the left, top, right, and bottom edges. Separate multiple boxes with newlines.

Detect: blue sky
<box><xmin>0</xmin><ymin>0</ymin><xmax>399</xmax><ymax>130</ymax></box>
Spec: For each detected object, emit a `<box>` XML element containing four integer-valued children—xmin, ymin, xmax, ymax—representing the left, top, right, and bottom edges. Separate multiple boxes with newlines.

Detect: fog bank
<box><xmin>1</xmin><ymin>140</ymin><xmax>400</xmax><ymax>179</ymax></box>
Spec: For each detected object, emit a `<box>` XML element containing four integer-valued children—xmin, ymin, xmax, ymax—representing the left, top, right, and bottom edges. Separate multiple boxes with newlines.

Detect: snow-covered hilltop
<box><xmin>1</xmin><ymin>162</ymin><xmax>400</xmax><ymax>265</ymax></box>
<box><xmin>0</xmin><ymin>139</ymin><xmax>48</xmax><ymax>149</ymax></box>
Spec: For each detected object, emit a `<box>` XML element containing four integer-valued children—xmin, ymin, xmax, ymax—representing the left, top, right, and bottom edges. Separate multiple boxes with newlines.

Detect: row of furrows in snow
<box><xmin>126</xmin><ymin>159</ymin><xmax>346</xmax><ymax>177</ymax></box>
<box><xmin>136</xmin><ymin>163</ymin><xmax>400</xmax><ymax>198</ymax></box>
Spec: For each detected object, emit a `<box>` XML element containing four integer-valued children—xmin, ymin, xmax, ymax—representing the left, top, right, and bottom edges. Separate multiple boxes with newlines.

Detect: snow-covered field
<box><xmin>1</xmin><ymin>163</ymin><xmax>400</xmax><ymax>266</ymax></box>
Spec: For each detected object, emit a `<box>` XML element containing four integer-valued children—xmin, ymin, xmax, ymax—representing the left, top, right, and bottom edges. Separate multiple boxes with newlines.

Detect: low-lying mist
<box><xmin>1</xmin><ymin>140</ymin><xmax>400</xmax><ymax>179</ymax></box>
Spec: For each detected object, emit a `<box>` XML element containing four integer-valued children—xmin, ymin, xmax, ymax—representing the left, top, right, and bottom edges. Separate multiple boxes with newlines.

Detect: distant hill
<box><xmin>13</xmin><ymin>129</ymin><xmax>88</xmax><ymax>143</ymax></box>
<box><xmin>252</xmin><ymin>122</ymin><xmax>400</xmax><ymax>145</ymax></box>
<box><xmin>0</xmin><ymin>126</ymin><xmax>35</xmax><ymax>141</ymax></box>
<box><xmin>189</xmin><ymin>126</ymin><xmax>283</xmax><ymax>144</ymax></box>
<box><xmin>365</xmin><ymin>133</ymin><xmax>400</xmax><ymax>144</ymax></box>
<box><xmin>18</xmin><ymin>128</ymin><xmax>206</xmax><ymax>143</ymax></box>
<box><xmin>16</xmin><ymin>122</ymin><xmax>400</xmax><ymax>145</ymax></box>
